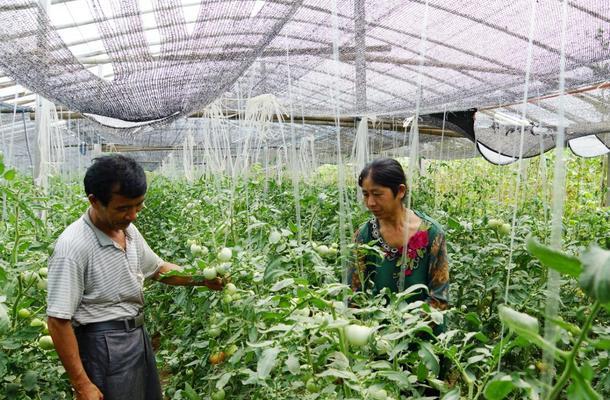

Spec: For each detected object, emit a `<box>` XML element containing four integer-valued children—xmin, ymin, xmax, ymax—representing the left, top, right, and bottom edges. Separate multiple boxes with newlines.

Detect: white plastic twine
<box><xmin>330</xmin><ymin>0</ymin><xmax>350</xmax><ymax>288</ymax></box>
<box><xmin>352</xmin><ymin>116</ymin><xmax>370</xmax><ymax>178</ymax></box>
<box><xmin>182</xmin><ymin>123</ymin><xmax>194</xmax><ymax>182</ymax></box>
<box><xmin>284</xmin><ymin>35</ymin><xmax>304</xmax><ymax>274</ymax></box>
<box><xmin>400</xmin><ymin>0</ymin><xmax>428</xmax><ymax>292</ymax></box>
<box><xmin>6</xmin><ymin>91</ymin><xmax>18</xmax><ymax>167</ymax></box>
<box><xmin>542</xmin><ymin>0</ymin><xmax>569</xmax><ymax>393</ymax></box>
<box><xmin>497</xmin><ymin>0</ymin><xmax>538</xmax><ymax>372</ymax></box>
<box><xmin>433</xmin><ymin>105</ymin><xmax>447</xmax><ymax>212</ymax></box>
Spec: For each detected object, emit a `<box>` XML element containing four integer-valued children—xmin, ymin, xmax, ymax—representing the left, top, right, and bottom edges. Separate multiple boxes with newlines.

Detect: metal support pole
<box><xmin>354</xmin><ymin>0</ymin><xmax>367</xmax><ymax>114</ymax></box>
<box><xmin>606</xmin><ymin>153</ymin><xmax>610</xmax><ymax>207</ymax></box>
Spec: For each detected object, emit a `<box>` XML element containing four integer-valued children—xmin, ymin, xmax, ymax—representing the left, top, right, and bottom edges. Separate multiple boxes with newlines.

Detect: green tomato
<box><xmin>18</xmin><ymin>308</ymin><xmax>31</xmax><ymax>319</ymax></box>
<box><xmin>30</xmin><ymin>318</ymin><xmax>44</xmax><ymax>328</ymax></box>
<box><xmin>202</xmin><ymin>267</ymin><xmax>217</xmax><ymax>280</ymax></box>
<box><xmin>269</xmin><ymin>230</ymin><xmax>282</xmax><ymax>244</ymax></box>
<box><xmin>37</xmin><ymin>278</ymin><xmax>48</xmax><ymax>291</ymax></box>
<box><xmin>498</xmin><ymin>223</ymin><xmax>511</xmax><ymax>236</ymax></box>
<box><xmin>217</xmin><ymin>247</ymin><xmax>232</xmax><ymax>262</ymax></box>
<box><xmin>222</xmin><ymin>294</ymin><xmax>233</xmax><ymax>305</ymax></box>
<box><xmin>211</xmin><ymin>388</ymin><xmax>225</xmax><ymax>400</ymax></box>
<box><xmin>375</xmin><ymin>339</ymin><xmax>392</xmax><ymax>355</ymax></box>
<box><xmin>210</xmin><ymin>312</ymin><xmax>222</xmax><ymax>323</ymax></box>
<box><xmin>225</xmin><ymin>344</ymin><xmax>238</xmax><ymax>356</ymax></box>
<box><xmin>316</xmin><ymin>244</ymin><xmax>329</xmax><ymax>256</ymax></box>
<box><xmin>21</xmin><ymin>271</ymin><xmax>39</xmax><ymax>283</ymax></box>
<box><xmin>306</xmin><ymin>378</ymin><xmax>320</xmax><ymax>393</ymax></box>
<box><xmin>190</xmin><ymin>243</ymin><xmax>203</xmax><ymax>256</ymax></box>
<box><xmin>38</xmin><ymin>267</ymin><xmax>48</xmax><ymax>277</ymax></box>
<box><xmin>216</xmin><ymin>263</ymin><xmax>231</xmax><ymax>276</ymax></box>
<box><xmin>208</xmin><ymin>326</ymin><xmax>221</xmax><ymax>338</ymax></box>
<box><xmin>38</xmin><ymin>335</ymin><xmax>54</xmax><ymax>350</ymax></box>
<box><xmin>487</xmin><ymin>218</ymin><xmax>502</xmax><ymax>229</ymax></box>
<box><xmin>344</xmin><ymin>324</ymin><xmax>373</xmax><ymax>347</ymax></box>
<box><xmin>225</xmin><ymin>283</ymin><xmax>237</xmax><ymax>295</ymax></box>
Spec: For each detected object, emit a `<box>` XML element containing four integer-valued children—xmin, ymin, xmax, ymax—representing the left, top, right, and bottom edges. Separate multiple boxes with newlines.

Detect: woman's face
<box><xmin>360</xmin><ymin>175</ymin><xmax>405</xmax><ymax>219</ymax></box>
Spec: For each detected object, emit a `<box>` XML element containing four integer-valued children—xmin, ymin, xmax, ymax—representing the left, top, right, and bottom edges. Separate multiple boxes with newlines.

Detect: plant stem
<box><xmin>329</xmin><ymin>304</ymin><xmax>353</xmax><ymax>397</ymax></box>
<box><xmin>473</xmin><ymin>332</ymin><xmax>515</xmax><ymax>400</ymax></box>
<box><xmin>547</xmin><ymin>301</ymin><xmax>601</xmax><ymax>400</ymax></box>
<box><xmin>308</xmin><ymin>205</ymin><xmax>319</xmax><ymax>242</ymax></box>
<box><xmin>9</xmin><ymin>201</ymin><xmax>21</xmax><ymax>329</ymax></box>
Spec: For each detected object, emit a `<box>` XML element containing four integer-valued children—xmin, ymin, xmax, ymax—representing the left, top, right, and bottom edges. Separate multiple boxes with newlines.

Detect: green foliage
<box><xmin>0</xmin><ymin>153</ymin><xmax>608</xmax><ymax>399</ymax></box>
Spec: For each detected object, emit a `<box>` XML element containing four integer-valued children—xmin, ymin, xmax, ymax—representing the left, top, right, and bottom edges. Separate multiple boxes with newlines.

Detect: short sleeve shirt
<box><xmin>46</xmin><ymin>209</ymin><xmax>164</xmax><ymax>325</ymax></box>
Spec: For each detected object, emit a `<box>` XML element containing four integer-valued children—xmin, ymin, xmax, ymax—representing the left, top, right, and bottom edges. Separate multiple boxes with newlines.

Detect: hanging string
<box><xmin>7</xmin><ymin>91</ymin><xmax>18</xmax><ymax>167</ymax></box>
<box><xmin>542</xmin><ymin>0</ymin><xmax>569</xmax><ymax>393</ymax></box>
<box><xmin>433</xmin><ymin>105</ymin><xmax>447</xmax><ymax>212</ymax></box>
<box><xmin>330</xmin><ymin>0</ymin><xmax>350</xmax><ymax>290</ymax></box>
<box><xmin>400</xmin><ymin>0</ymin><xmax>429</xmax><ymax>292</ymax></box>
<box><xmin>284</xmin><ymin>34</ymin><xmax>304</xmax><ymax>274</ymax></box>
<box><xmin>497</xmin><ymin>0</ymin><xmax>538</xmax><ymax>372</ymax></box>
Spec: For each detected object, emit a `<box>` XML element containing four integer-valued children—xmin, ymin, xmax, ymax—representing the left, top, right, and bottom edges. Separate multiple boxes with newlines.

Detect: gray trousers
<box><xmin>75</xmin><ymin>326</ymin><xmax>162</xmax><ymax>400</ymax></box>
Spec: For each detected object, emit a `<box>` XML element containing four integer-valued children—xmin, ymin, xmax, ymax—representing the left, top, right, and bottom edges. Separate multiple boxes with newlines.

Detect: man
<box><xmin>46</xmin><ymin>155</ymin><xmax>223</xmax><ymax>400</ymax></box>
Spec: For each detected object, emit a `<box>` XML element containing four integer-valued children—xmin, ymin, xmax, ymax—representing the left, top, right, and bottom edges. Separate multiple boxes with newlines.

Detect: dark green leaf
<box><xmin>581</xmin><ymin>362</ymin><xmax>594</xmax><ymax>381</ymax></box>
<box><xmin>418</xmin><ymin>341</ymin><xmax>439</xmax><ymax>376</ymax></box>
<box><xmin>526</xmin><ymin>236</ymin><xmax>582</xmax><ymax>278</ymax></box>
<box><xmin>484</xmin><ymin>377</ymin><xmax>515</xmax><ymax>400</ymax></box>
<box><xmin>22</xmin><ymin>370</ymin><xmax>38</xmax><ymax>392</ymax></box>
<box><xmin>447</xmin><ymin>216</ymin><xmax>461</xmax><ymax>230</ymax></box>
<box><xmin>264</xmin><ymin>258</ymin><xmax>288</xmax><ymax>283</ymax></box>
<box><xmin>3</xmin><ymin>169</ymin><xmax>15</xmax><ymax>181</ymax></box>
<box><xmin>182</xmin><ymin>383</ymin><xmax>201</xmax><ymax>400</ymax></box>
<box><xmin>442</xmin><ymin>388</ymin><xmax>461</xmax><ymax>400</ymax></box>
<box><xmin>579</xmin><ymin>246</ymin><xmax>610</xmax><ymax>303</ymax></box>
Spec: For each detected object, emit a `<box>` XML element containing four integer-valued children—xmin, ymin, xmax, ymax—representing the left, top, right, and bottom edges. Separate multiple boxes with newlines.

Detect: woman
<box><xmin>349</xmin><ymin>158</ymin><xmax>449</xmax><ymax>312</ymax></box>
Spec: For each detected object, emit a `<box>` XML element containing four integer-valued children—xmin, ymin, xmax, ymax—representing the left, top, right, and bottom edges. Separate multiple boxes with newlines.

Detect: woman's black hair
<box><xmin>358</xmin><ymin>158</ymin><xmax>407</xmax><ymax>200</ymax></box>
<box><xmin>84</xmin><ymin>155</ymin><xmax>147</xmax><ymax>206</ymax></box>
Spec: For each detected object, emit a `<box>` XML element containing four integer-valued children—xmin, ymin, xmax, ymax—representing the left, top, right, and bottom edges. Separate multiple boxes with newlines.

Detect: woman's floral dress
<box><xmin>349</xmin><ymin>210</ymin><xmax>449</xmax><ymax>311</ymax></box>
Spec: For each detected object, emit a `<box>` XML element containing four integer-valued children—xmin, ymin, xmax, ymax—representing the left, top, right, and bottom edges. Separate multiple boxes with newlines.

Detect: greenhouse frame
<box><xmin>0</xmin><ymin>1</ymin><xmax>609</xmax><ymax>399</ymax></box>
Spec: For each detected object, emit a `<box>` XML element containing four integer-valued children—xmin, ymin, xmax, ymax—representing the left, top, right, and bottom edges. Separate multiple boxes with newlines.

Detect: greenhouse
<box><xmin>0</xmin><ymin>0</ymin><xmax>609</xmax><ymax>399</ymax></box>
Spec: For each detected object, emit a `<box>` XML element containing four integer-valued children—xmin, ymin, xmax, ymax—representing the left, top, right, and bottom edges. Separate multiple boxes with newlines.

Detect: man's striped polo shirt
<box><xmin>46</xmin><ymin>209</ymin><xmax>164</xmax><ymax>325</ymax></box>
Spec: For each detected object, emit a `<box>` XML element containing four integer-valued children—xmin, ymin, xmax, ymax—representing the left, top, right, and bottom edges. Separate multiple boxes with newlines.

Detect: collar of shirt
<box><xmin>82</xmin><ymin>208</ymin><xmax>132</xmax><ymax>248</ymax></box>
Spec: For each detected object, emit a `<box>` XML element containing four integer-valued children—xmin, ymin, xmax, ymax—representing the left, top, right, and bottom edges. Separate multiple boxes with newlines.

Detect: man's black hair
<box><xmin>358</xmin><ymin>158</ymin><xmax>407</xmax><ymax>200</ymax></box>
<box><xmin>84</xmin><ymin>155</ymin><xmax>147</xmax><ymax>206</ymax></box>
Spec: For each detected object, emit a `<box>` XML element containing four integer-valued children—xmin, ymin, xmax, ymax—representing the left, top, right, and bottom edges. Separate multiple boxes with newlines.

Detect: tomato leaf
<box><xmin>579</xmin><ymin>246</ymin><xmax>610</xmax><ymax>303</ymax></box>
<box><xmin>182</xmin><ymin>383</ymin><xmax>201</xmax><ymax>400</ymax></box>
<box><xmin>526</xmin><ymin>236</ymin><xmax>582</xmax><ymax>278</ymax></box>
<box><xmin>418</xmin><ymin>341</ymin><xmax>439</xmax><ymax>376</ymax></box>
<box><xmin>484</xmin><ymin>375</ymin><xmax>515</xmax><ymax>400</ymax></box>
<box><xmin>270</xmin><ymin>278</ymin><xmax>294</xmax><ymax>292</ymax></box>
<box><xmin>257</xmin><ymin>347</ymin><xmax>280</xmax><ymax>380</ymax></box>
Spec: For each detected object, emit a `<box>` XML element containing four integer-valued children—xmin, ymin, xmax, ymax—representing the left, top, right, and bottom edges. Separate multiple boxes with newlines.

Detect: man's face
<box><xmin>90</xmin><ymin>191</ymin><xmax>145</xmax><ymax>231</ymax></box>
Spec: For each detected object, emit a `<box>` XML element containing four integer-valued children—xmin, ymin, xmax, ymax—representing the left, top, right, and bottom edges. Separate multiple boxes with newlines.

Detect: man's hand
<box><xmin>201</xmin><ymin>277</ymin><xmax>225</xmax><ymax>291</ymax></box>
<box><xmin>155</xmin><ymin>263</ymin><xmax>227</xmax><ymax>290</ymax></box>
<box><xmin>47</xmin><ymin>317</ymin><xmax>100</xmax><ymax>400</ymax></box>
<box><xmin>75</xmin><ymin>382</ymin><xmax>104</xmax><ymax>400</ymax></box>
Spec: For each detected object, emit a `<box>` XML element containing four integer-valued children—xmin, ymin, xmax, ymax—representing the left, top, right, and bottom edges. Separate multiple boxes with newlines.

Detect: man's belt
<box><xmin>75</xmin><ymin>313</ymin><xmax>145</xmax><ymax>333</ymax></box>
